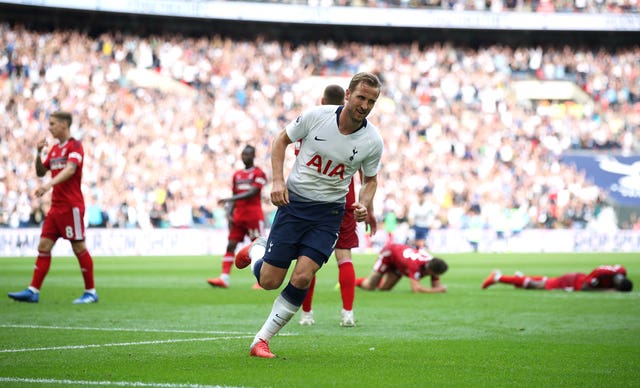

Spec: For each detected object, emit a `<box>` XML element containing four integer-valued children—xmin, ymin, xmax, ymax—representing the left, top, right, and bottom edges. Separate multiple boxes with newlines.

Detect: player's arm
<box><xmin>365</xmin><ymin>205</ymin><xmax>377</xmax><ymax>235</ymax></box>
<box><xmin>357</xmin><ymin>169</ymin><xmax>377</xmax><ymax>234</ymax></box>
<box><xmin>353</xmin><ymin>174</ymin><xmax>377</xmax><ymax>223</ymax></box>
<box><xmin>218</xmin><ymin>187</ymin><xmax>260</xmax><ymax>204</ymax></box>
<box><xmin>35</xmin><ymin>161</ymin><xmax>77</xmax><ymax>197</ymax></box>
<box><xmin>35</xmin><ymin>139</ymin><xmax>48</xmax><ymax>177</ymax></box>
<box><xmin>409</xmin><ymin>277</ymin><xmax>447</xmax><ymax>293</ymax></box>
<box><xmin>270</xmin><ymin>129</ymin><xmax>292</xmax><ymax>206</ymax></box>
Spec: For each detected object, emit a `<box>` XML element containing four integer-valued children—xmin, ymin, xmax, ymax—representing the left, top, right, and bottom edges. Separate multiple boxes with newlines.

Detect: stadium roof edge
<box><xmin>1</xmin><ymin>0</ymin><xmax>639</xmax><ymax>32</ymax></box>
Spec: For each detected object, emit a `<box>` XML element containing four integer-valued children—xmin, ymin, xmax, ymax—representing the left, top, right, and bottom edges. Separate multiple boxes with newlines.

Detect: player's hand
<box><xmin>352</xmin><ymin>202</ymin><xmax>368</xmax><ymax>223</ymax></box>
<box><xmin>35</xmin><ymin>183</ymin><xmax>52</xmax><ymax>197</ymax></box>
<box><xmin>365</xmin><ymin>212</ymin><xmax>377</xmax><ymax>235</ymax></box>
<box><xmin>270</xmin><ymin>180</ymin><xmax>289</xmax><ymax>207</ymax></box>
<box><xmin>36</xmin><ymin>139</ymin><xmax>48</xmax><ymax>153</ymax></box>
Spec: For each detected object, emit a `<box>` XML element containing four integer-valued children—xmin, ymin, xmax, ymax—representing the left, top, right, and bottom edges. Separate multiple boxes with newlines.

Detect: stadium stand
<box><xmin>0</xmin><ymin>2</ymin><xmax>639</xmax><ymax>241</ymax></box>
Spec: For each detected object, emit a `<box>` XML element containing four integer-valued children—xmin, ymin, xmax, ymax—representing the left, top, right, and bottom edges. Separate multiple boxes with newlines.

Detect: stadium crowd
<box><xmin>234</xmin><ymin>0</ymin><xmax>639</xmax><ymax>13</ymax></box>
<box><xmin>1</xmin><ymin>23</ymin><xmax>639</xmax><ymax>236</ymax></box>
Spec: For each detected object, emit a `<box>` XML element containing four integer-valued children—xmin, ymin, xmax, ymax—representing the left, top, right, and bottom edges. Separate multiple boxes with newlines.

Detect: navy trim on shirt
<box><xmin>335</xmin><ymin>106</ymin><xmax>367</xmax><ymax>134</ymax></box>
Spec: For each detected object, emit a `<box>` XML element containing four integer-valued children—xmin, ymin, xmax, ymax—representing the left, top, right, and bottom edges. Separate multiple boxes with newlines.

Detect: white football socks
<box><xmin>251</xmin><ymin>294</ymin><xmax>298</xmax><ymax>348</ymax></box>
<box><xmin>249</xmin><ymin>241</ymin><xmax>266</xmax><ymax>272</ymax></box>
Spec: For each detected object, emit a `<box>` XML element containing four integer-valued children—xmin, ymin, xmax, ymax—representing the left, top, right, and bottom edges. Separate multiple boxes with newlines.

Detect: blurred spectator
<box><xmin>1</xmin><ymin>22</ymin><xmax>638</xmax><ymax>240</ymax></box>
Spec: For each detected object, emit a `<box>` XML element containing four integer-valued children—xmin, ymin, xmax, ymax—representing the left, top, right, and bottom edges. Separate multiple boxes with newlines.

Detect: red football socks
<box><xmin>30</xmin><ymin>251</ymin><xmax>51</xmax><ymax>290</ymax></box>
<box><xmin>76</xmin><ymin>250</ymin><xmax>95</xmax><ymax>289</ymax></box>
<box><xmin>301</xmin><ymin>276</ymin><xmax>316</xmax><ymax>313</ymax></box>
<box><xmin>338</xmin><ymin>262</ymin><xmax>355</xmax><ymax>311</ymax></box>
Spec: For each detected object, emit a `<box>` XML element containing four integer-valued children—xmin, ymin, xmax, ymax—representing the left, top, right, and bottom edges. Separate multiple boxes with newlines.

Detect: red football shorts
<box><xmin>544</xmin><ymin>273</ymin><xmax>580</xmax><ymax>290</ymax></box>
<box><xmin>41</xmin><ymin>206</ymin><xmax>86</xmax><ymax>241</ymax></box>
<box><xmin>228</xmin><ymin>217</ymin><xmax>265</xmax><ymax>242</ymax></box>
<box><xmin>336</xmin><ymin>209</ymin><xmax>358</xmax><ymax>249</ymax></box>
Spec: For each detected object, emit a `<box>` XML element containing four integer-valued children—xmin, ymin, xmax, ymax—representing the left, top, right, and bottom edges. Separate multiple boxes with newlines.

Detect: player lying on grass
<box><xmin>482</xmin><ymin>264</ymin><xmax>633</xmax><ymax>292</ymax></box>
<box><xmin>356</xmin><ymin>242</ymin><xmax>448</xmax><ymax>293</ymax></box>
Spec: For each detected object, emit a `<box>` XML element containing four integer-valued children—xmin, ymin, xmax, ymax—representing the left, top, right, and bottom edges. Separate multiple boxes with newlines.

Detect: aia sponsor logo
<box><xmin>306</xmin><ymin>154</ymin><xmax>345</xmax><ymax>180</ymax></box>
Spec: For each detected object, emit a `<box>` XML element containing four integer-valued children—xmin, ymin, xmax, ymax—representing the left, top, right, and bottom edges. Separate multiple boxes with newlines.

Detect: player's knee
<box><xmin>359</xmin><ymin>279</ymin><xmax>374</xmax><ymax>290</ymax></box>
<box><xmin>289</xmin><ymin>272</ymin><xmax>315</xmax><ymax>289</ymax></box>
<box><xmin>259</xmin><ymin>277</ymin><xmax>284</xmax><ymax>290</ymax></box>
<box><xmin>37</xmin><ymin>238</ymin><xmax>55</xmax><ymax>252</ymax></box>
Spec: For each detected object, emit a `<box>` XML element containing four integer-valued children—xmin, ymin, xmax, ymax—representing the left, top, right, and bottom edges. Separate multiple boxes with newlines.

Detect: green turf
<box><xmin>1</xmin><ymin>252</ymin><xmax>639</xmax><ymax>387</ymax></box>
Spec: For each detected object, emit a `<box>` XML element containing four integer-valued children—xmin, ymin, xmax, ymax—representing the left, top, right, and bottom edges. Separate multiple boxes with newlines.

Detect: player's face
<box><xmin>241</xmin><ymin>149</ymin><xmax>254</xmax><ymax>167</ymax></box>
<box><xmin>48</xmin><ymin>117</ymin><xmax>68</xmax><ymax>140</ymax></box>
<box><xmin>345</xmin><ymin>82</ymin><xmax>379</xmax><ymax>122</ymax></box>
<box><xmin>422</xmin><ymin>265</ymin><xmax>441</xmax><ymax>278</ymax></box>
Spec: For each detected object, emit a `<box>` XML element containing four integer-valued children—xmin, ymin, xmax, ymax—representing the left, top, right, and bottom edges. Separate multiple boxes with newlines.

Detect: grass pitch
<box><xmin>1</xmin><ymin>252</ymin><xmax>639</xmax><ymax>387</ymax></box>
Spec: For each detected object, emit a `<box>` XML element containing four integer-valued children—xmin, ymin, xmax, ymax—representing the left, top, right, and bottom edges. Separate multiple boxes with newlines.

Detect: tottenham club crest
<box><xmin>349</xmin><ymin>147</ymin><xmax>358</xmax><ymax>161</ymax></box>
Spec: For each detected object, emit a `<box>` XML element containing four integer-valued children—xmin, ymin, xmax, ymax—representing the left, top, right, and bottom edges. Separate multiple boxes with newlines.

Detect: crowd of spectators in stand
<box><xmin>1</xmin><ymin>23</ymin><xmax>639</xmax><ymax>237</ymax></box>
<box><xmin>236</xmin><ymin>0</ymin><xmax>639</xmax><ymax>13</ymax></box>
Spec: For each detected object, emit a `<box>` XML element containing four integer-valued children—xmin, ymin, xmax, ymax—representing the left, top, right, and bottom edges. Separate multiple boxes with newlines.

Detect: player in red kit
<box><xmin>482</xmin><ymin>264</ymin><xmax>633</xmax><ymax>292</ymax></box>
<box><xmin>356</xmin><ymin>243</ymin><xmax>448</xmax><ymax>293</ymax></box>
<box><xmin>8</xmin><ymin>111</ymin><xmax>98</xmax><ymax>304</ymax></box>
<box><xmin>207</xmin><ymin>145</ymin><xmax>267</xmax><ymax>289</ymax></box>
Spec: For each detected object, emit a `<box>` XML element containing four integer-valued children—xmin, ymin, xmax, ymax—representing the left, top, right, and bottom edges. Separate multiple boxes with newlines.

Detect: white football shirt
<box><xmin>285</xmin><ymin>105</ymin><xmax>383</xmax><ymax>203</ymax></box>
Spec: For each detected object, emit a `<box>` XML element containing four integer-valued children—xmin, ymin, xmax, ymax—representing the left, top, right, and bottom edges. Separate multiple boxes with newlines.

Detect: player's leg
<box><xmin>247</xmin><ymin>224</ymin><xmax>265</xmax><ymax>290</ymax></box>
<box><xmin>542</xmin><ymin>274</ymin><xmax>574</xmax><ymax>291</ymax></box>
<box><xmin>208</xmin><ymin>237</ymin><xmax>238</xmax><ymax>288</ymax></box>
<box><xmin>413</xmin><ymin>226</ymin><xmax>428</xmax><ymax>249</ymax></box>
<box><xmin>357</xmin><ymin>270</ymin><xmax>382</xmax><ymax>290</ymax></box>
<box><xmin>377</xmin><ymin>272</ymin><xmax>401</xmax><ymax>291</ymax></box>
<box><xmin>335</xmin><ymin>209</ymin><xmax>358</xmax><ymax>326</ymax></box>
<box><xmin>242</xmin><ymin>207</ymin><xmax>307</xmax><ymax>289</ymax></box>
<box><xmin>335</xmin><ymin>248</ymin><xmax>356</xmax><ymax>326</ymax></box>
<box><xmin>71</xmin><ymin>240</ymin><xmax>98</xmax><ymax>303</ymax></box>
<box><xmin>483</xmin><ymin>270</ymin><xmax>544</xmax><ymax>289</ymax></box>
<box><xmin>221</xmin><ymin>239</ymin><xmax>239</xmax><ymax>284</ymax></box>
<box><xmin>251</xmin><ymin>256</ymin><xmax>319</xmax><ymax>357</ymax></box>
<box><xmin>8</xmin><ymin>210</ymin><xmax>63</xmax><ymax>303</ymax></box>
<box><xmin>68</xmin><ymin>207</ymin><xmax>98</xmax><ymax>304</ymax></box>
<box><xmin>299</xmin><ymin>275</ymin><xmax>316</xmax><ymax>325</ymax></box>
<box><xmin>8</xmin><ymin>237</ymin><xmax>55</xmax><ymax>303</ymax></box>
<box><xmin>243</xmin><ymin>197</ymin><xmax>342</xmax><ymax>357</ymax></box>
<box><xmin>32</xmin><ymin>237</ymin><xmax>55</xmax><ymax>290</ymax></box>
<box><xmin>209</xmin><ymin>217</ymin><xmax>244</xmax><ymax>288</ymax></box>
<box><xmin>357</xmin><ymin>253</ymin><xmax>388</xmax><ymax>290</ymax></box>
<box><xmin>497</xmin><ymin>274</ymin><xmax>526</xmax><ymax>288</ymax></box>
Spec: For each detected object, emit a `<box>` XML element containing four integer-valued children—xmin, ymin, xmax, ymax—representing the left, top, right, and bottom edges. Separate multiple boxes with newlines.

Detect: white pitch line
<box><xmin>0</xmin><ymin>335</ymin><xmax>254</xmax><ymax>353</ymax></box>
<box><xmin>0</xmin><ymin>377</ymin><xmax>242</xmax><ymax>387</ymax></box>
<box><xmin>0</xmin><ymin>324</ymin><xmax>249</xmax><ymax>335</ymax></box>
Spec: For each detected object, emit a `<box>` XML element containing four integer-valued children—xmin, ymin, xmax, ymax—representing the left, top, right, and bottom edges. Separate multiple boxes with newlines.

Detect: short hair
<box><xmin>323</xmin><ymin>84</ymin><xmax>345</xmax><ymax>105</ymax></box>
<box><xmin>427</xmin><ymin>258</ymin><xmax>448</xmax><ymax>275</ymax></box>
<box><xmin>617</xmin><ymin>278</ymin><xmax>633</xmax><ymax>292</ymax></box>
<box><xmin>50</xmin><ymin>111</ymin><xmax>72</xmax><ymax>127</ymax></box>
<box><xmin>243</xmin><ymin>145</ymin><xmax>256</xmax><ymax>154</ymax></box>
<box><xmin>348</xmin><ymin>72</ymin><xmax>382</xmax><ymax>94</ymax></box>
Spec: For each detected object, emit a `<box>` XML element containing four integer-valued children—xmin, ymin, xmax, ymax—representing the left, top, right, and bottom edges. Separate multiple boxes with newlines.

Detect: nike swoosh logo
<box><xmin>314</xmin><ymin>136</ymin><xmax>326</xmax><ymax>141</ymax></box>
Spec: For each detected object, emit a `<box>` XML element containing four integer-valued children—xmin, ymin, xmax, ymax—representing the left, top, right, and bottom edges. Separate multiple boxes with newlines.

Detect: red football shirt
<box><xmin>231</xmin><ymin>166</ymin><xmax>267</xmax><ymax>221</ymax></box>
<box><xmin>43</xmin><ymin>138</ymin><xmax>85</xmax><ymax>209</ymax></box>
<box><xmin>579</xmin><ymin>265</ymin><xmax>627</xmax><ymax>290</ymax></box>
<box><xmin>381</xmin><ymin>243</ymin><xmax>438</xmax><ymax>281</ymax></box>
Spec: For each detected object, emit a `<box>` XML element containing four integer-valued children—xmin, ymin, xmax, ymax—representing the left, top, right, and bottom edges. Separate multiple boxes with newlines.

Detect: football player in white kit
<box><xmin>234</xmin><ymin>72</ymin><xmax>384</xmax><ymax>358</ymax></box>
